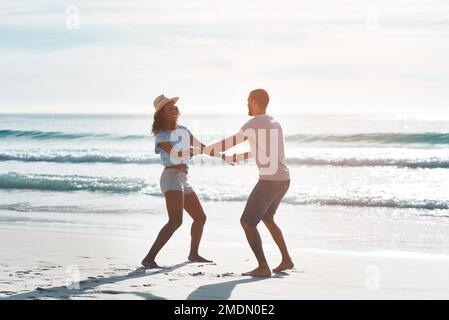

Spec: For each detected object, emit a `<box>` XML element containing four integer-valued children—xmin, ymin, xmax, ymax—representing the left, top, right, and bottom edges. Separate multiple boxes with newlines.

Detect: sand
<box><xmin>1</xmin><ymin>203</ymin><xmax>449</xmax><ymax>300</ymax></box>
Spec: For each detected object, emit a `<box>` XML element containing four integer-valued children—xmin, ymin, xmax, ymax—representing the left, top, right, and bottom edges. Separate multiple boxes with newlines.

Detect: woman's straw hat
<box><xmin>153</xmin><ymin>94</ymin><xmax>179</xmax><ymax>118</ymax></box>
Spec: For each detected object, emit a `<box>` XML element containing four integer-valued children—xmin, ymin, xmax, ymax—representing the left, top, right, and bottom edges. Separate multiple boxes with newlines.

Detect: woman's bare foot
<box><xmin>273</xmin><ymin>259</ymin><xmax>294</xmax><ymax>273</ymax></box>
<box><xmin>141</xmin><ymin>258</ymin><xmax>161</xmax><ymax>269</ymax></box>
<box><xmin>188</xmin><ymin>254</ymin><xmax>213</xmax><ymax>263</ymax></box>
<box><xmin>242</xmin><ymin>265</ymin><xmax>272</xmax><ymax>277</ymax></box>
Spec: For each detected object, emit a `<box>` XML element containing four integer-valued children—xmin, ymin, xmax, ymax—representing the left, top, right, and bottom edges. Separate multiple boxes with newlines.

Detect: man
<box><xmin>204</xmin><ymin>89</ymin><xmax>293</xmax><ymax>277</ymax></box>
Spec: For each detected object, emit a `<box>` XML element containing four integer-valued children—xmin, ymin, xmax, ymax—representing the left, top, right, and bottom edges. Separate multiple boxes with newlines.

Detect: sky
<box><xmin>0</xmin><ymin>0</ymin><xmax>448</xmax><ymax>114</ymax></box>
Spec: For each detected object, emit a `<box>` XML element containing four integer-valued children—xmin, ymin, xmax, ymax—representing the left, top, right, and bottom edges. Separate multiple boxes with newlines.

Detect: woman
<box><xmin>142</xmin><ymin>94</ymin><xmax>232</xmax><ymax>268</ymax></box>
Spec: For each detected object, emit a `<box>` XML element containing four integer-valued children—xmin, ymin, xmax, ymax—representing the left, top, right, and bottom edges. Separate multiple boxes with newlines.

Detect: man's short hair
<box><xmin>249</xmin><ymin>89</ymin><xmax>269</xmax><ymax>109</ymax></box>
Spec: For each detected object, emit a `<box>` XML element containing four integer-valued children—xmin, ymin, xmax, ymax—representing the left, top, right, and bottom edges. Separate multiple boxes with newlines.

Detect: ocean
<box><xmin>1</xmin><ymin>113</ymin><xmax>449</xmax><ymax>248</ymax></box>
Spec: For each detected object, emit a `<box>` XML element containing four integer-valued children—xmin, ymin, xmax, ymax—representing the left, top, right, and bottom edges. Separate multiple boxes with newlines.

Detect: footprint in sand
<box><xmin>222</xmin><ymin>272</ymin><xmax>235</xmax><ymax>277</ymax></box>
<box><xmin>290</xmin><ymin>269</ymin><xmax>304</xmax><ymax>274</ymax></box>
<box><xmin>193</xmin><ymin>263</ymin><xmax>216</xmax><ymax>267</ymax></box>
<box><xmin>36</xmin><ymin>287</ymin><xmax>56</xmax><ymax>293</ymax></box>
<box><xmin>97</xmin><ymin>290</ymin><xmax>121</xmax><ymax>295</ymax></box>
<box><xmin>113</xmin><ymin>268</ymin><xmax>132</xmax><ymax>272</ymax></box>
<box><xmin>216</xmin><ymin>272</ymin><xmax>235</xmax><ymax>278</ymax></box>
<box><xmin>17</xmin><ymin>270</ymin><xmax>32</xmax><ymax>274</ymax></box>
<box><xmin>87</xmin><ymin>277</ymin><xmax>101</xmax><ymax>283</ymax></box>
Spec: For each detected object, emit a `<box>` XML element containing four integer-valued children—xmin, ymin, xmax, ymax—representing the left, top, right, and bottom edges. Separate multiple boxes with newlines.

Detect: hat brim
<box><xmin>154</xmin><ymin>97</ymin><xmax>179</xmax><ymax>118</ymax></box>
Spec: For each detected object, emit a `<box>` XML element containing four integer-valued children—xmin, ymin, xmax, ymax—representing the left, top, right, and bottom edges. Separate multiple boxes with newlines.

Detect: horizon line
<box><xmin>0</xmin><ymin>111</ymin><xmax>444</xmax><ymax>116</ymax></box>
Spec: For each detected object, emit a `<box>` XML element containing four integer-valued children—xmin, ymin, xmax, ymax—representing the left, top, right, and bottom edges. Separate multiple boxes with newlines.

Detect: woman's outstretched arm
<box><xmin>202</xmin><ymin>131</ymin><xmax>248</xmax><ymax>156</ymax></box>
<box><xmin>157</xmin><ymin>141</ymin><xmax>193</xmax><ymax>159</ymax></box>
<box><xmin>189</xmin><ymin>134</ymin><xmax>235</xmax><ymax>165</ymax></box>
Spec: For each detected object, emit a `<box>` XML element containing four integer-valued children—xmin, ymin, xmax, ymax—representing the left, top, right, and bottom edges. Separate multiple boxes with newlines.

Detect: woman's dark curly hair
<box><xmin>151</xmin><ymin>106</ymin><xmax>178</xmax><ymax>135</ymax></box>
<box><xmin>151</xmin><ymin>110</ymin><xmax>166</xmax><ymax>135</ymax></box>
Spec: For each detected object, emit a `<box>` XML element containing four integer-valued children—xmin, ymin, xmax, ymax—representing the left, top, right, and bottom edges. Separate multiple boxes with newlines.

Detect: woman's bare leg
<box><xmin>183</xmin><ymin>192</ymin><xmax>212</xmax><ymax>262</ymax></box>
<box><xmin>142</xmin><ymin>191</ymin><xmax>184</xmax><ymax>268</ymax></box>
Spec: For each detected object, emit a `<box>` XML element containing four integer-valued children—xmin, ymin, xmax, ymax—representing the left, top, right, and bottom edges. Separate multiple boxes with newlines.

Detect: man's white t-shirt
<box><xmin>239</xmin><ymin>114</ymin><xmax>290</xmax><ymax>181</ymax></box>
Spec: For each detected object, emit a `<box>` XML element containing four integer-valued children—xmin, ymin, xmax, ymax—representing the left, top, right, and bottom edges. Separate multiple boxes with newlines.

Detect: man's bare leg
<box><xmin>241</xmin><ymin>220</ymin><xmax>271</xmax><ymax>277</ymax></box>
<box><xmin>263</xmin><ymin>218</ymin><xmax>294</xmax><ymax>272</ymax></box>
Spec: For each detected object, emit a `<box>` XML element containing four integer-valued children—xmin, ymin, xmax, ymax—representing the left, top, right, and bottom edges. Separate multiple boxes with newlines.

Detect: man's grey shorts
<box><xmin>160</xmin><ymin>168</ymin><xmax>194</xmax><ymax>194</ymax></box>
<box><xmin>241</xmin><ymin>179</ymin><xmax>290</xmax><ymax>226</ymax></box>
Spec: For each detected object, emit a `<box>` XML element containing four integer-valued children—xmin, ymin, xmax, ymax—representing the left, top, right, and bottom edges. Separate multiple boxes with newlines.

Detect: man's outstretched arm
<box><xmin>232</xmin><ymin>151</ymin><xmax>253</xmax><ymax>163</ymax></box>
<box><xmin>190</xmin><ymin>133</ymin><xmax>236</xmax><ymax>165</ymax></box>
<box><xmin>203</xmin><ymin>132</ymin><xmax>247</xmax><ymax>155</ymax></box>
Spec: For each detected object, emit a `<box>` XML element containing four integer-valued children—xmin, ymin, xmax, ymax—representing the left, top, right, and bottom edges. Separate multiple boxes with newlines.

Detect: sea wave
<box><xmin>194</xmin><ymin>193</ymin><xmax>449</xmax><ymax>210</ymax></box>
<box><xmin>286</xmin><ymin>132</ymin><xmax>449</xmax><ymax>145</ymax></box>
<box><xmin>1</xmin><ymin>150</ymin><xmax>449</xmax><ymax>169</ymax></box>
<box><xmin>286</xmin><ymin>157</ymin><xmax>449</xmax><ymax>169</ymax></box>
<box><xmin>281</xmin><ymin>196</ymin><xmax>449</xmax><ymax>210</ymax></box>
<box><xmin>2</xmin><ymin>129</ymin><xmax>449</xmax><ymax>146</ymax></box>
<box><xmin>0</xmin><ymin>203</ymin><xmax>155</xmax><ymax>215</ymax></box>
<box><xmin>0</xmin><ymin>151</ymin><xmax>160</xmax><ymax>164</ymax></box>
<box><xmin>0</xmin><ymin>129</ymin><xmax>148</xmax><ymax>141</ymax></box>
<box><xmin>1</xmin><ymin>172</ymin><xmax>447</xmax><ymax>211</ymax></box>
<box><xmin>0</xmin><ymin>172</ymin><xmax>153</xmax><ymax>193</ymax></box>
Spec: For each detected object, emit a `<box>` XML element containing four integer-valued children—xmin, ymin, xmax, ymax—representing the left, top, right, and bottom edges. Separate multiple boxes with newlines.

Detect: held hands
<box><xmin>223</xmin><ymin>154</ymin><xmax>238</xmax><ymax>166</ymax></box>
<box><xmin>199</xmin><ymin>144</ymin><xmax>238</xmax><ymax>166</ymax></box>
<box><xmin>201</xmin><ymin>145</ymin><xmax>214</xmax><ymax>156</ymax></box>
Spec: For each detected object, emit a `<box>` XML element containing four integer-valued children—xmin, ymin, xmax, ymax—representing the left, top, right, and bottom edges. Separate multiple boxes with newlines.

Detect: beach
<box><xmin>1</xmin><ymin>113</ymin><xmax>449</xmax><ymax>300</ymax></box>
<box><xmin>1</xmin><ymin>200</ymin><xmax>449</xmax><ymax>300</ymax></box>
<box><xmin>2</xmin><ymin>0</ymin><xmax>449</xmax><ymax>302</ymax></box>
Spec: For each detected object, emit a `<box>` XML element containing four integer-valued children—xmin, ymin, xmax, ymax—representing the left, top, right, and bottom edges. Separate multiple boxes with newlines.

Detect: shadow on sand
<box><xmin>3</xmin><ymin>262</ymin><xmax>288</xmax><ymax>300</ymax></box>
<box><xmin>2</xmin><ymin>262</ymin><xmax>190</xmax><ymax>300</ymax></box>
<box><xmin>187</xmin><ymin>274</ymin><xmax>285</xmax><ymax>300</ymax></box>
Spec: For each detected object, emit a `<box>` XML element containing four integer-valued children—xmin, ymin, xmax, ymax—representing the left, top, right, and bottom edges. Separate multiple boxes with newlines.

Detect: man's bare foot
<box><xmin>141</xmin><ymin>258</ymin><xmax>161</xmax><ymax>269</ymax></box>
<box><xmin>273</xmin><ymin>259</ymin><xmax>294</xmax><ymax>273</ymax></box>
<box><xmin>188</xmin><ymin>254</ymin><xmax>213</xmax><ymax>263</ymax></box>
<box><xmin>242</xmin><ymin>266</ymin><xmax>272</xmax><ymax>277</ymax></box>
